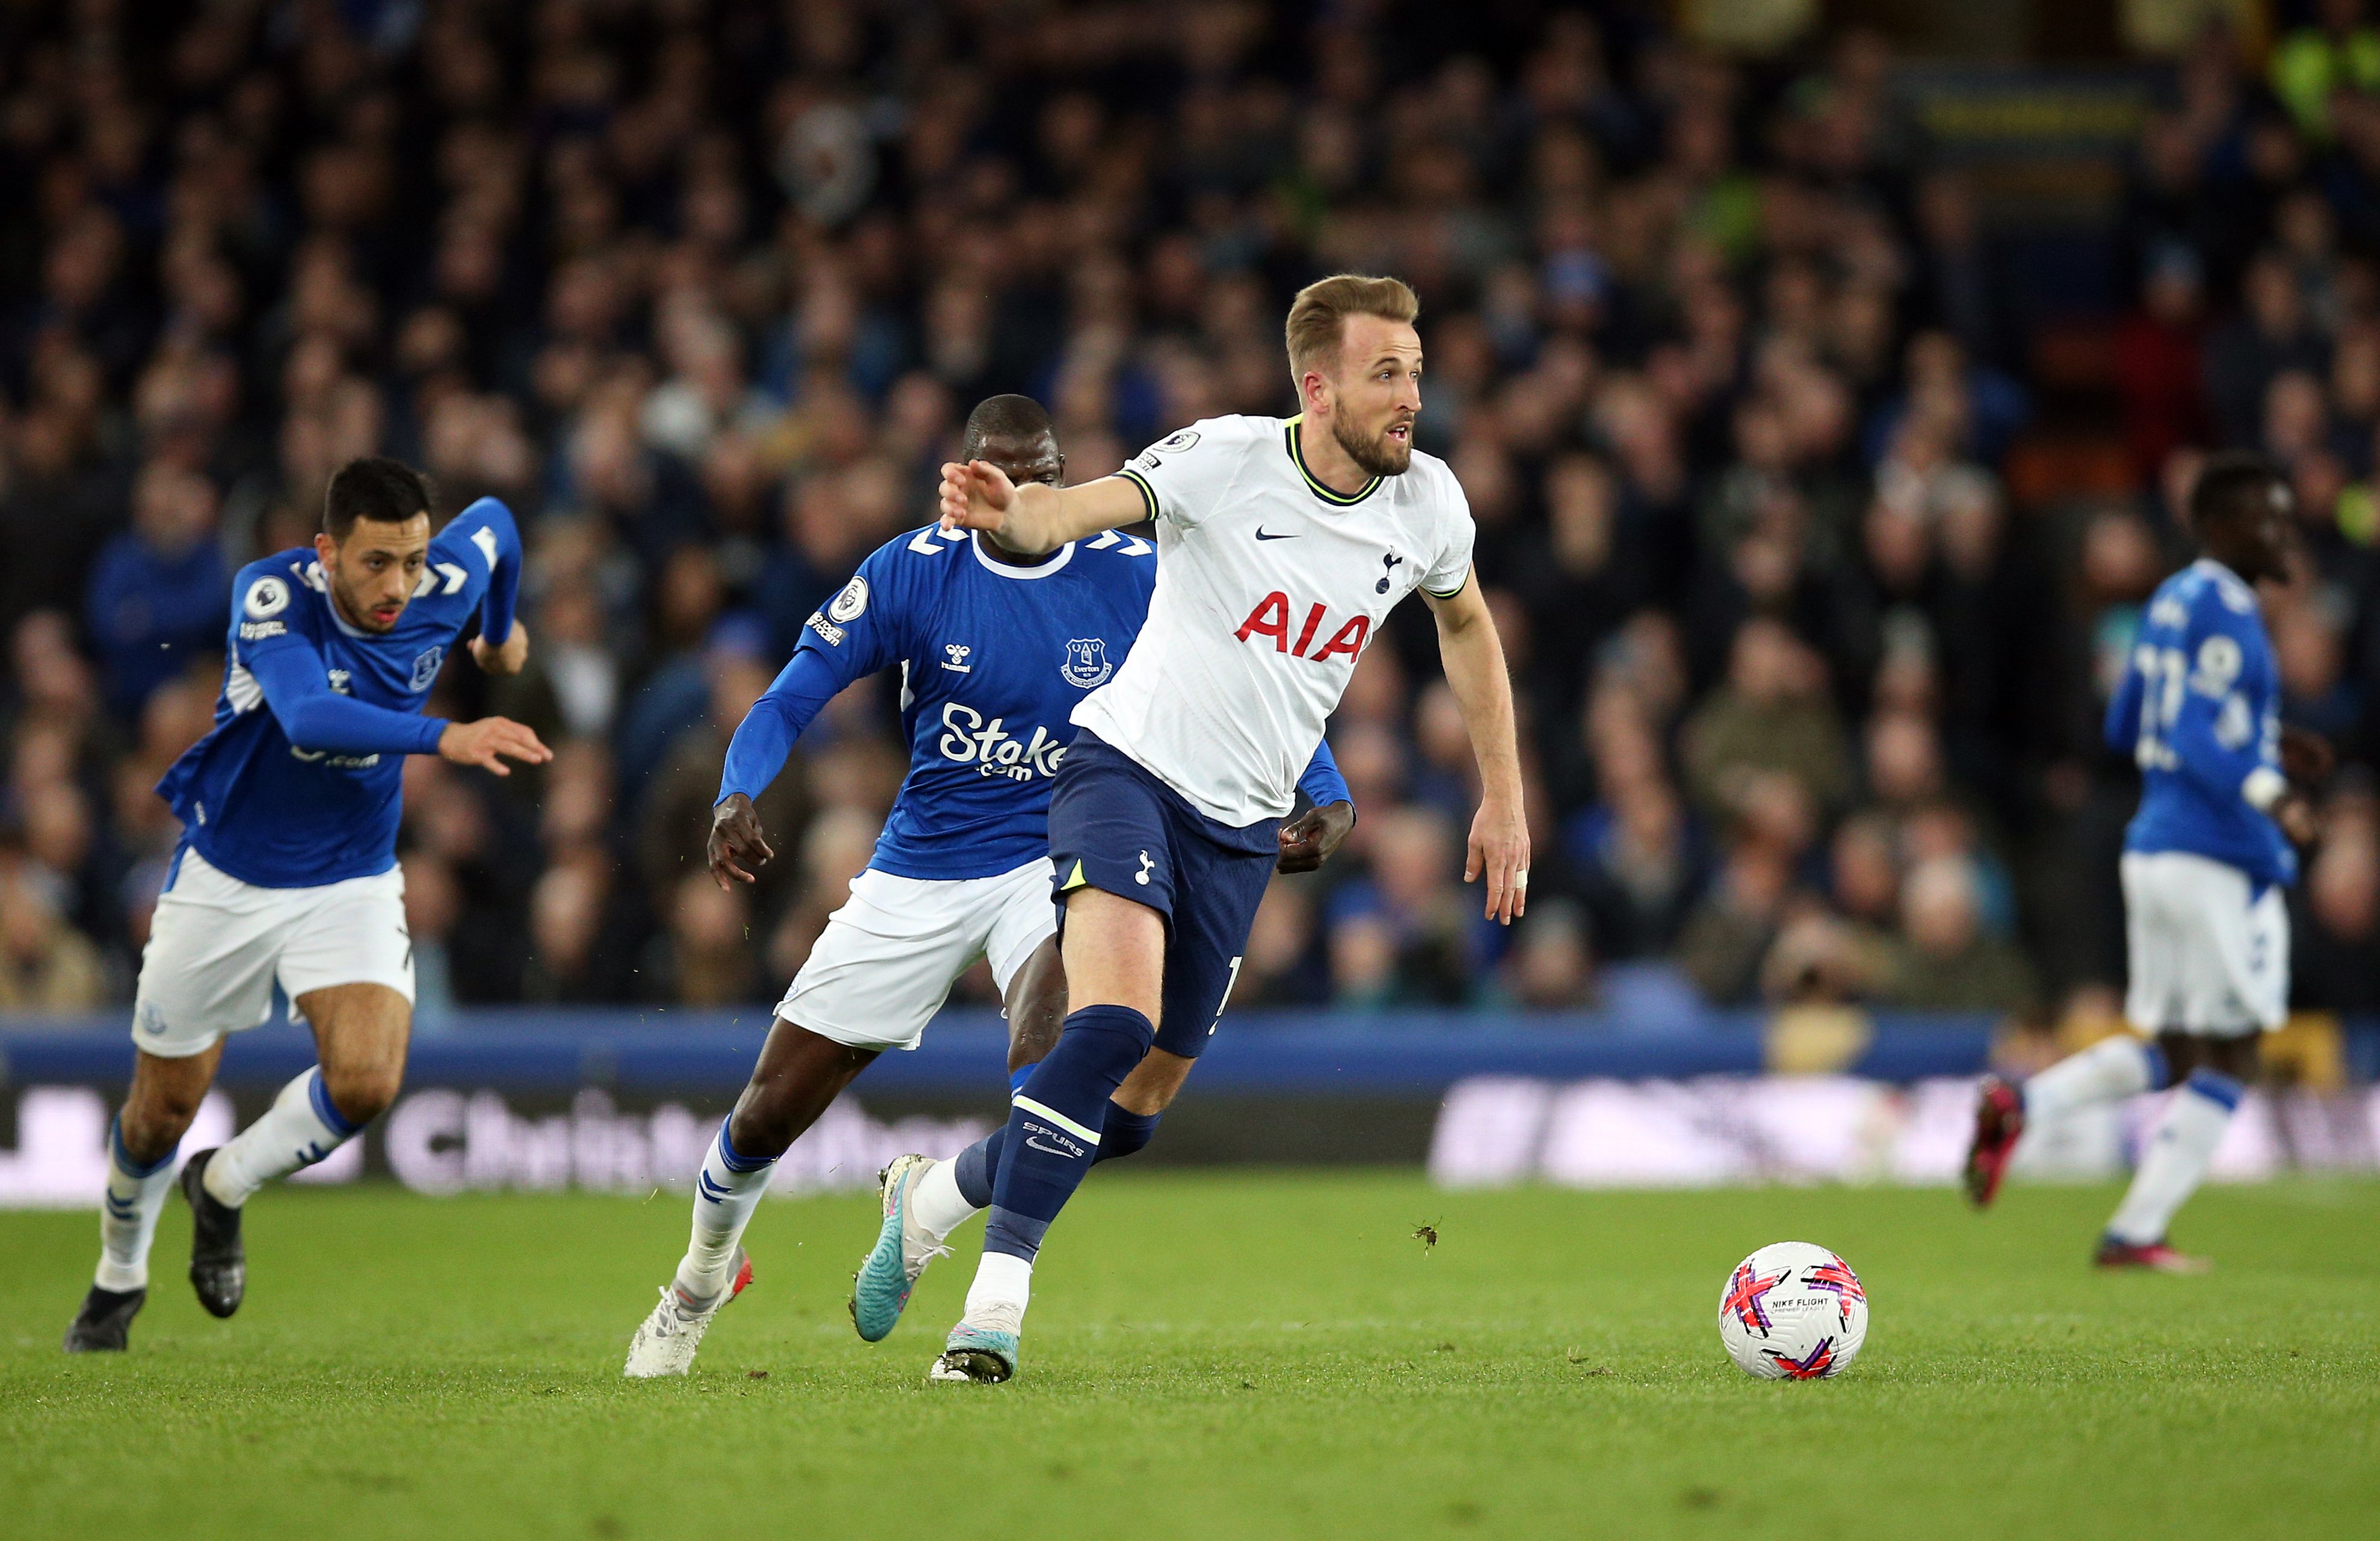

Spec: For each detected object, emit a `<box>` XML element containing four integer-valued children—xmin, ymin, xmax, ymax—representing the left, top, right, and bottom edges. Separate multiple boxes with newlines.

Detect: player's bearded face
<box><xmin>1325</xmin><ymin>321</ymin><xmax>1422</xmax><ymax>477</ymax></box>
<box><xmin>1331</xmin><ymin>399</ymin><xmax>1414</xmax><ymax>477</ymax></box>
<box><xmin>319</xmin><ymin>516</ymin><xmax>431</xmax><ymax>634</ymax></box>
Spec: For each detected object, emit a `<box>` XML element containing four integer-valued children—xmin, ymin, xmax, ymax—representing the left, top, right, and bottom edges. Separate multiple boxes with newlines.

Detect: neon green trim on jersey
<box><xmin>1283</xmin><ymin>418</ymin><xmax>1381</xmax><ymax>507</ymax></box>
<box><xmin>1061</xmin><ymin>860</ymin><xmax>1088</xmax><ymax>891</ymax></box>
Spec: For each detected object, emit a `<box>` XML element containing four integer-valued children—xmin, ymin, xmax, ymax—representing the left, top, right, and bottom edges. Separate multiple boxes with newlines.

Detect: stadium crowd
<box><xmin>2</xmin><ymin>0</ymin><xmax>2378</xmax><ymax>1034</ymax></box>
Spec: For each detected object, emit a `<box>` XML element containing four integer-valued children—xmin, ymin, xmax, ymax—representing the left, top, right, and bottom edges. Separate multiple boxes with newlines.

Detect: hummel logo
<box><xmin>1255</xmin><ymin>528</ymin><xmax>1298</xmax><ymax>540</ymax></box>
<box><xmin>942</xmin><ymin>644</ymin><xmax>972</xmax><ymax>673</ymax></box>
<box><xmin>697</xmin><ymin>1171</ymin><xmax>732</xmax><ymax>1205</ymax></box>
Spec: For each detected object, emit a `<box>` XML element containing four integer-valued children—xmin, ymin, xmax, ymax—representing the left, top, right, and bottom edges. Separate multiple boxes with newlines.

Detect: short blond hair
<box><xmin>1285</xmin><ymin>274</ymin><xmax>1420</xmax><ymax>379</ymax></box>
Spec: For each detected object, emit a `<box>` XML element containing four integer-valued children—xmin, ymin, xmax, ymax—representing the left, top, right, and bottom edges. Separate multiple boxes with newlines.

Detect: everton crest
<box><xmin>1060</xmin><ymin>637</ymin><xmax>1112</xmax><ymax>688</ymax></box>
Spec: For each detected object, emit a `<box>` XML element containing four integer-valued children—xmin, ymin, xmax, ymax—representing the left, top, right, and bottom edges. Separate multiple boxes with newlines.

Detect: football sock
<box><xmin>978</xmin><ymin>1004</ymin><xmax>1154</xmax><ymax>1270</ymax></box>
<box><xmin>945</xmin><ymin>1101</ymin><xmax>1165</xmax><ymax>1213</ymax></box>
<box><xmin>2022</xmin><ymin>1034</ymin><xmax>2164</xmax><ymax>1123</ymax></box>
<box><xmin>2106</xmin><ymin>1069</ymin><xmax>2242</xmax><ymax>1246</ymax></box>
<box><xmin>1098</xmin><ymin>1104</ymin><xmax>1161</xmax><ymax>1160</ymax></box>
<box><xmin>93</xmin><ymin>1117</ymin><xmax>177</xmax><ymax>1292</ymax></box>
<box><xmin>204</xmin><ymin>1068</ymin><xmax>359</xmax><ymax>1208</ymax></box>
<box><xmin>676</xmin><ymin>1119</ymin><xmax>774</xmax><ymax>1300</ymax></box>
<box><xmin>963</xmin><ymin>1250</ymin><xmax>1034</xmax><ymax>1335</ymax></box>
<box><xmin>910</xmin><ymin>1152</ymin><xmax>981</xmax><ymax>1242</ymax></box>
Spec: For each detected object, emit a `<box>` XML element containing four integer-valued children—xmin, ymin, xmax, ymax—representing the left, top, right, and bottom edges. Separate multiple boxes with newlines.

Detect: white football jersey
<box><xmin>1072</xmin><ymin>414</ymin><xmax>1475</xmax><ymax>825</ymax></box>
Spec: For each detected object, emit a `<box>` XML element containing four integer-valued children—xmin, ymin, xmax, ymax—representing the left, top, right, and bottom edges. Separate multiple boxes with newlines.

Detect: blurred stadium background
<box><xmin>4</xmin><ymin>0</ymin><xmax>2380</xmax><ymax>1202</ymax></box>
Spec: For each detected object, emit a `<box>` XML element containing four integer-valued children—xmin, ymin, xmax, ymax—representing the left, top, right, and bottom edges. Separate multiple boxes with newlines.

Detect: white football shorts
<box><xmin>778</xmin><ymin>859</ymin><xmax>1056</xmax><ymax>1052</ymax></box>
<box><xmin>2120</xmin><ymin>850</ymin><xmax>2289</xmax><ymax>1037</ymax></box>
<box><xmin>131</xmin><ymin>847</ymin><xmax>415</xmax><ymax>1059</ymax></box>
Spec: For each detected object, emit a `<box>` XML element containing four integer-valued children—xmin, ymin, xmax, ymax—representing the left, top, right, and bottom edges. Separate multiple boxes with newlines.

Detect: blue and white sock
<box><xmin>915</xmin><ymin>1099</ymin><xmax>1164</xmax><ymax>1242</ymax></box>
<box><xmin>675</xmin><ymin>1120</ymin><xmax>773</xmax><ymax>1301</ymax></box>
<box><xmin>2023</xmin><ymin>1034</ymin><xmax>2165</xmax><ymax>1123</ymax></box>
<box><xmin>960</xmin><ymin>1005</ymin><xmax>1155</xmax><ymax>1324</ymax></box>
<box><xmin>93</xmin><ymin>1117</ymin><xmax>178</xmax><ymax>1292</ymax></box>
<box><xmin>205</xmin><ymin>1068</ymin><xmax>359</xmax><ymax>1208</ymax></box>
<box><xmin>2106</xmin><ymin>1069</ymin><xmax>2242</xmax><ymax>1246</ymax></box>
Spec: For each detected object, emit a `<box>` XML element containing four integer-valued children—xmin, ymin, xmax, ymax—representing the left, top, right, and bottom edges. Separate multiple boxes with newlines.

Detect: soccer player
<box><xmin>1964</xmin><ymin>452</ymin><xmax>2326</xmax><ymax>1270</ymax></box>
<box><xmin>63</xmin><ymin>457</ymin><xmax>547</xmax><ymax>1351</ymax></box>
<box><xmin>923</xmin><ymin>274</ymin><xmax>1527</xmax><ymax>1383</ymax></box>
<box><xmin>622</xmin><ymin>396</ymin><xmax>1353</xmax><ymax>1377</ymax></box>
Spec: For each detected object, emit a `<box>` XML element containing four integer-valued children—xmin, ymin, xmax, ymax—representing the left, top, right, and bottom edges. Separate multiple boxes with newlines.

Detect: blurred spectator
<box><xmin>2295</xmin><ymin>795</ymin><xmax>2380</xmax><ymax>1012</ymax></box>
<box><xmin>2115</xmin><ymin>246</ymin><xmax>2213</xmax><ymax>485</ymax></box>
<box><xmin>1676</xmin><ymin>844</ymin><xmax>1792</xmax><ymax>1006</ymax></box>
<box><xmin>0</xmin><ymin>865</ymin><xmax>107</xmax><ymax>1011</ymax></box>
<box><xmin>83</xmin><ymin>462</ymin><xmax>229</xmax><ymax>719</ymax></box>
<box><xmin>1569</xmin><ymin>777</ymin><xmax>1704</xmax><ymax>960</ymax></box>
<box><xmin>655</xmin><ymin>871</ymin><xmax>765</xmax><ymax>1007</ymax></box>
<box><xmin>1325</xmin><ymin>807</ymin><xmax>1476</xmax><ymax>1007</ymax></box>
<box><xmin>401</xmin><ymin>851</ymin><xmax>462</xmax><ymax>1027</ymax></box>
<box><xmin>1680</xmin><ymin>619</ymin><xmax>1850</xmax><ymax>823</ymax></box>
<box><xmin>1504</xmin><ymin>898</ymin><xmax>1596</xmax><ymax>1008</ymax></box>
<box><xmin>1879</xmin><ymin>856</ymin><xmax>2037</xmax><ymax>1016</ymax></box>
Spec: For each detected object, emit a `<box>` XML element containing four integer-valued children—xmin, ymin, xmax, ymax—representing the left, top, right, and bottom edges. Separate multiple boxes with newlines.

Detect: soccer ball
<box><xmin>1716</xmin><ymin>1241</ymin><xmax>1868</xmax><ymax>1380</ymax></box>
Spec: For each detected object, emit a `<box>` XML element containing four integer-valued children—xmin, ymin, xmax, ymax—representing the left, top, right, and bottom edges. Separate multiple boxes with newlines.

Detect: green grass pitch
<box><xmin>4</xmin><ymin>1172</ymin><xmax>2376</xmax><ymax>1539</ymax></box>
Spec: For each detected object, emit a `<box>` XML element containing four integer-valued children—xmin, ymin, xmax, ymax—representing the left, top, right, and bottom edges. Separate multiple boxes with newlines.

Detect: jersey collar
<box><xmin>1284</xmin><ymin>415</ymin><xmax>1382</xmax><ymax>507</ymax></box>
<box><xmin>970</xmin><ymin>531</ymin><xmax>1075</xmax><ymax>579</ymax></box>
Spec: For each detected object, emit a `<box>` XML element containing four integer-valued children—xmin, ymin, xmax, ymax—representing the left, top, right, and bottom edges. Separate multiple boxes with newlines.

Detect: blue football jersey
<box><xmin>792</xmin><ymin>527</ymin><xmax>1159</xmax><ymax>880</ymax></box>
<box><xmin>2104</xmin><ymin>557</ymin><xmax>2294</xmax><ymax>889</ymax></box>
<box><xmin>157</xmin><ymin>498</ymin><xmax>522</xmax><ymax>888</ymax></box>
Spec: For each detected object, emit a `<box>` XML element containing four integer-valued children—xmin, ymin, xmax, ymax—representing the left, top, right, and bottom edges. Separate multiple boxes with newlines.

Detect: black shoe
<box><xmin>63</xmin><ymin>1285</ymin><xmax>146</xmax><ymax>1352</ymax></box>
<box><xmin>181</xmin><ymin>1149</ymin><xmax>245</xmax><ymax>1318</ymax></box>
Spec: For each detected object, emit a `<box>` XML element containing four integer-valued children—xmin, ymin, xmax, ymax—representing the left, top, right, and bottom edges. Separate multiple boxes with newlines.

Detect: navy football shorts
<box><xmin>1046</xmin><ymin>731</ymin><xmax>1278</xmax><ymax>1058</ymax></box>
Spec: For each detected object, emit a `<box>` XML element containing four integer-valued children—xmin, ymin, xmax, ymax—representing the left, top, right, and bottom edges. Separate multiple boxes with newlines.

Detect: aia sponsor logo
<box><xmin>1234</xmin><ymin>592</ymin><xmax>1370</xmax><ymax>662</ymax></box>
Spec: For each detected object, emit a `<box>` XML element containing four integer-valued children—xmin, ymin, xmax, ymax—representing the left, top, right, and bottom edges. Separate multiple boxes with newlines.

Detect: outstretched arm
<box><xmin>709</xmin><ymin>647</ymin><xmax>847</xmax><ymax>888</ymax></box>
<box><xmin>248</xmin><ymin>642</ymin><xmax>548</xmax><ymax>774</ymax></box>
<box><xmin>937</xmin><ymin>461</ymin><xmax>1148</xmax><ymax>555</ymax></box>
<box><xmin>1423</xmin><ymin>574</ymin><xmax>1529</xmax><ymax>923</ymax></box>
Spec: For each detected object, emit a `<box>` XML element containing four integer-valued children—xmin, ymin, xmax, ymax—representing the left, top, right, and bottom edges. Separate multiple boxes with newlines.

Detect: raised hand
<box><xmin>937</xmin><ymin>459</ymin><xmax>1017</xmax><ymax>535</ymax></box>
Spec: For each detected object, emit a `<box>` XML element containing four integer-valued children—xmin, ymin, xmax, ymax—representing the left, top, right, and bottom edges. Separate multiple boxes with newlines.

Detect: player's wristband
<box><xmin>2242</xmin><ymin>767</ymin><xmax>2287</xmax><ymax>814</ymax></box>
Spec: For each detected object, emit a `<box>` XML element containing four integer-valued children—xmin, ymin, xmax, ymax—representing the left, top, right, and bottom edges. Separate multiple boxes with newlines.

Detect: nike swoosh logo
<box><xmin>1024</xmin><ymin>1135</ymin><xmax>1077</xmax><ymax>1157</ymax></box>
<box><xmin>1254</xmin><ymin>528</ymin><xmax>1298</xmax><ymax>540</ymax></box>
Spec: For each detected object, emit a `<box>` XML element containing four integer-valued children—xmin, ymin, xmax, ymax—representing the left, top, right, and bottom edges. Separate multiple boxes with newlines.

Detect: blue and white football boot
<box><xmin>849</xmin><ymin>1153</ymin><xmax>948</xmax><ymax>1342</ymax></box>
<box><xmin>927</xmin><ymin>1319</ymin><xmax>1019</xmax><ymax>1385</ymax></box>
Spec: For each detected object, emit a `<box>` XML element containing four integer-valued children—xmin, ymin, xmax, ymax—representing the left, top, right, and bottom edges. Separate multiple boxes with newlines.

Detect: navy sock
<box><xmin>1099</xmin><ymin>1104</ymin><xmax>1161</xmax><ymax>1161</ymax></box>
<box><xmin>954</xmin><ymin>1098</ymin><xmax>1162</xmax><ymax>1209</ymax></box>
<box><xmin>955</xmin><ymin>1129</ymin><xmax>1000</xmax><ymax>1209</ymax></box>
<box><xmin>982</xmin><ymin>1005</ymin><xmax>1155</xmax><ymax>1261</ymax></box>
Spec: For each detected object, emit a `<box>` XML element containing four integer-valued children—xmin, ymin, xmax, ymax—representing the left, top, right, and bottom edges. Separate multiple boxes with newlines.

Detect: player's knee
<box><xmin>117</xmin><ymin>1101</ymin><xmax>196</xmax><ymax>1167</ymax></box>
<box><xmin>725</xmin><ymin>1096</ymin><xmax>799</xmax><ymax>1162</ymax></box>
<box><xmin>1112</xmin><ymin>1049</ymin><xmax>1192</xmax><ymax>1116</ymax></box>
<box><xmin>321</xmin><ymin>1063</ymin><xmax>403</xmax><ymax>1126</ymax></box>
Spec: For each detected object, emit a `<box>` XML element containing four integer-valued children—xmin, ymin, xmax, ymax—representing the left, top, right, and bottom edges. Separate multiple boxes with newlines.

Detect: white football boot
<box><xmin>623</xmin><ymin>1248</ymin><xmax>753</xmax><ymax>1379</ymax></box>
